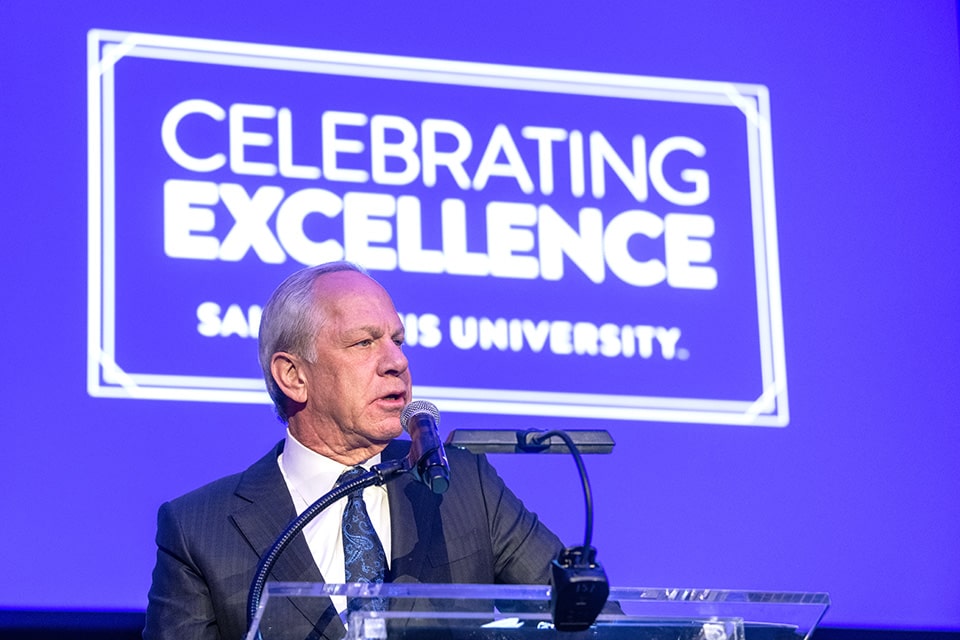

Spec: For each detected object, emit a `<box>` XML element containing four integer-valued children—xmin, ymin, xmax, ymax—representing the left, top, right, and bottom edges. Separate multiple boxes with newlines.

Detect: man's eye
<box><xmin>354</xmin><ymin>339</ymin><xmax>373</xmax><ymax>347</ymax></box>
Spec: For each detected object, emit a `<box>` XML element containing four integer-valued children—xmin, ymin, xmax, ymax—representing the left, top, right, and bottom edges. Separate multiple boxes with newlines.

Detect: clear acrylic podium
<box><xmin>246</xmin><ymin>582</ymin><xmax>830</xmax><ymax>640</ymax></box>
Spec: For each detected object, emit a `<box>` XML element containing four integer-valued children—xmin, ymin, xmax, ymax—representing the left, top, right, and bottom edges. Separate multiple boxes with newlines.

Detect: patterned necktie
<box><xmin>338</xmin><ymin>466</ymin><xmax>388</xmax><ymax>613</ymax></box>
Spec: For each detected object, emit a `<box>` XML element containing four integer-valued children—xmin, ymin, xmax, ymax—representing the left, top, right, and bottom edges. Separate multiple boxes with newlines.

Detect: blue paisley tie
<box><xmin>338</xmin><ymin>466</ymin><xmax>387</xmax><ymax>613</ymax></box>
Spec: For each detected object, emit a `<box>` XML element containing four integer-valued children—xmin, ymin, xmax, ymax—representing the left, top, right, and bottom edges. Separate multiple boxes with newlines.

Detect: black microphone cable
<box><xmin>528</xmin><ymin>429</ymin><xmax>595</xmax><ymax>550</ymax></box>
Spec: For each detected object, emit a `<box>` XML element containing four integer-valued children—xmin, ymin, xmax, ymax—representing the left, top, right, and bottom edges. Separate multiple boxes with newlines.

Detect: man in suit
<box><xmin>143</xmin><ymin>262</ymin><xmax>564</xmax><ymax>640</ymax></box>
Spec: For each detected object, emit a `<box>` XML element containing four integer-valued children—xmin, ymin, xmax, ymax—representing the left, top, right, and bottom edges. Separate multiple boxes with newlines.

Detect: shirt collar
<box><xmin>281</xmin><ymin>429</ymin><xmax>384</xmax><ymax>504</ymax></box>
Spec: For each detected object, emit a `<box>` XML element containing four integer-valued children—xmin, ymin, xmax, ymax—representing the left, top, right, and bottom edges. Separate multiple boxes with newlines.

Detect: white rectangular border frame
<box><xmin>86</xmin><ymin>29</ymin><xmax>788</xmax><ymax>427</ymax></box>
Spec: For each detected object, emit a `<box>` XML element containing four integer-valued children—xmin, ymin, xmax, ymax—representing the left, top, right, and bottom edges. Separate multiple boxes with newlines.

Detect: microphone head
<box><xmin>401</xmin><ymin>400</ymin><xmax>440</xmax><ymax>431</ymax></box>
<box><xmin>400</xmin><ymin>400</ymin><xmax>449</xmax><ymax>494</ymax></box>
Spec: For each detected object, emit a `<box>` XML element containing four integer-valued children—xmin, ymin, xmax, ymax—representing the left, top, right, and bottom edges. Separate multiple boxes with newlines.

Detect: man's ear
<box><xmin>271</xmin><ymin>352</ymin><xmax>308</xmax><ymax>404</ymax></box>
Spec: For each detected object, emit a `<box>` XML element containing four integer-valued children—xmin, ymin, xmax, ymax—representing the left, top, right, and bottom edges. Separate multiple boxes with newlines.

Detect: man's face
<box><xmin>293</xmin><ymin>271</ymin><xmax>411</xmax><ymax>457</ymax></box>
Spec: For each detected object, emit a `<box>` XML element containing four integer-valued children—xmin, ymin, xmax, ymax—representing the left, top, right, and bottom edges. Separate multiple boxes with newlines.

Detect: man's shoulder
<box><xmin>164</xmin><ymin>470</ymin><xmax>243</xmax><ymax>512</ymax></box>
<box><xmin>160</xmin><ymin>441</ymin><xmax>284</xmax><ymax>516</ymax></box>
<box><xmin>384</xmin><ymin>438</ymin><xmax>482</xmax><ymax>468</ymax></box>
<box><xmin>445</xmin><ymin>444</ymin><xmax>483</xmax><ymax>467</ymax></box>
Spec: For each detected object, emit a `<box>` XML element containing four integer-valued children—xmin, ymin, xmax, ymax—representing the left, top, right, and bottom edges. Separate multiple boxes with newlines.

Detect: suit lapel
<box><xmin>232</xmin><ymin>441</ymin><xmax>346</xmax><ymax>640</ymax></box>
<box><xmin>383</xmin><ymin>439</ymin><xmax>442</xmax><ymax>613</ymax></box>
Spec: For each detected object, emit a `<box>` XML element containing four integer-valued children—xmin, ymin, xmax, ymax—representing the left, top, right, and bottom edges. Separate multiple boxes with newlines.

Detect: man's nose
<box><xmin>380</xmin><ymin>340</ymin><xmax>409</xmax><ymax>376</ymax></box>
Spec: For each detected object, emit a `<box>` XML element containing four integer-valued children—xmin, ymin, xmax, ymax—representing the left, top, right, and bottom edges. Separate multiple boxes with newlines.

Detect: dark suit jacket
<box><xmin>143</xmin><ymin>439</ymin><xmax>564</xmax><ymax>640</ymax></box>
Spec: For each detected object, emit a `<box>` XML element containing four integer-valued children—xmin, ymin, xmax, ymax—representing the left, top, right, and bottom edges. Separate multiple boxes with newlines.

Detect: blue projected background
<box><xmin>1</xmin><ymin>1</ymin><xmax>959</xmax><ymax>632</ymax></box>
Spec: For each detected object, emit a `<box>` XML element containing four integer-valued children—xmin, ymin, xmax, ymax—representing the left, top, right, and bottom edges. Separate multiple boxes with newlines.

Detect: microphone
<box><xmin>400</xmin><ymin>400</ymin><xmax>450</xmax><ymax>494</ymax></box>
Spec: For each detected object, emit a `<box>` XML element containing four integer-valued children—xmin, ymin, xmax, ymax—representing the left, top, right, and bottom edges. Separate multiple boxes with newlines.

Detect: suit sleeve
<box><xmin>474</xmin><ymin>452</ymin><xmax>565</xmax><ymax>584</ymax></box>
<box><xmin>142</xmin><ymin>501</ymin><xmax>221</xmax><ymax>640</ymax></box>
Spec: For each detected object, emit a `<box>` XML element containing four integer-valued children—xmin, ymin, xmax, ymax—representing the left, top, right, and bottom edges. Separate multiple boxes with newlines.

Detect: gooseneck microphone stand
<box><xmin>245</xmin><ymin>459</ymin><xmax>407</xmax><ymax>637</ymax></box>
<box><xmin>519</xmin><ymin>429</ymin><xmax>610</xmax><ymax>631</ymax></box>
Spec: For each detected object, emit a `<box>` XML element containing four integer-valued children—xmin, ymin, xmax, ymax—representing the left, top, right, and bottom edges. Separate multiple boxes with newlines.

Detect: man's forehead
<box><xmin>311</xmin><ymin>271</ymin><xmax>386</xmax><ymax>304</ymax></box>
<box><xmin>310</xmin><ymin>271</ymin><xmax>399</xmax><ymax>323</ymax></box>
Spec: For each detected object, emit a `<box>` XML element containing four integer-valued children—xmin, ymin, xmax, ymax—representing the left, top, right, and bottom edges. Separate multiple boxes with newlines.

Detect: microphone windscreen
<box><xmin>400</xmin><ymin>400</ymin><xmax>440</xmax><ymax>432</ymax></box>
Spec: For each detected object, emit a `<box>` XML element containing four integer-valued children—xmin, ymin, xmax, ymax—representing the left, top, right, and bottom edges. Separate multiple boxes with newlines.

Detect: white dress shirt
<box><xmin>277</xmin><ymin>429</ymin><xmax>392</xmax><ymax>617</ymax></box>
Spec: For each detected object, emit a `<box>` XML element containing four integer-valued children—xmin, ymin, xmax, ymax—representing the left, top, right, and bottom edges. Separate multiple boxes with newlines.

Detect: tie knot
<box><xmin>337</xmin><ymin>466</ymin><xmax>367</xmax><ymax>496</ymax></box>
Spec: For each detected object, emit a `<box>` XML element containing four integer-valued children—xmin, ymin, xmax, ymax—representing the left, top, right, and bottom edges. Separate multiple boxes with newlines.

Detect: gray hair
<box><xmin>258</xmin><ymin>261</ymin><xmax>367</xmax><ymax>423</ymax></box>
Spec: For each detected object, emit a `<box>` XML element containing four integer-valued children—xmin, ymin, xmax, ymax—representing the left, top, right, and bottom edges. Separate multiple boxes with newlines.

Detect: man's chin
<box><xmin>369</xmin><ymin>419</ymin><xmax>404</xmax><ymax>443</ymax></box>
